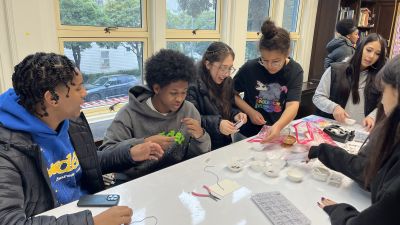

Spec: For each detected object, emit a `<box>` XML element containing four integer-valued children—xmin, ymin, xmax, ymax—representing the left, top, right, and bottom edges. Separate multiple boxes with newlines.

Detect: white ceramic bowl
<box><xmin>264</xmin><ymin>165</ymin><xmax>280</xmax><ymax>177</ymax></box>
<box><xmin>227</xmin><ymin>161</ymin><xmax>244</xmax><ymax>172</ymax></box>
<box><xmin>287</xmin><ymin>168</ymin><xmax>304</xmax><ymax>183</ymax></box>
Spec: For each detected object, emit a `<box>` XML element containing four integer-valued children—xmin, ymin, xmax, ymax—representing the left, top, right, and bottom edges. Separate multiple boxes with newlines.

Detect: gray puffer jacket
<box><xmin>324</xmin><ymin>36</ymin><xmax>355</xmax><ymax>70</ymax></box>
<box><xmin>0</xmin><ymin>113</ymin><xmax>135</xmax><ymax>225</ymax></box>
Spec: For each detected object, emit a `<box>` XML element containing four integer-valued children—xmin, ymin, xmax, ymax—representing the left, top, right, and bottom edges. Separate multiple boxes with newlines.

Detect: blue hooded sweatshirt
<box><xmin>0</xmin><ymin>88</ymin><xmax>85</xmax><ymax>205</ymax></box>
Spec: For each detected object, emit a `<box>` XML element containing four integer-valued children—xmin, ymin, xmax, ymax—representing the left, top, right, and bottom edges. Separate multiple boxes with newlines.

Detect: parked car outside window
<box><xmin>84</xmin><ymin>74</ymin><xmax>138</xmax><ymax>102</ymax></box>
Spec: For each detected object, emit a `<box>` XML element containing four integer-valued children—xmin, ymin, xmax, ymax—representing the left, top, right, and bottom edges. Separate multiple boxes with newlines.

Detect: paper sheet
<box><xmin>209</xmin><ymin>179</ymin><xmax>240</xmax><ymax>197</ymax></box>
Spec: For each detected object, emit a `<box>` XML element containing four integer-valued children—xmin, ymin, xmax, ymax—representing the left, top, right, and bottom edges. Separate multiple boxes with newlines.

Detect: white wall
<box><xmin>0</xmin><ymin>0</ymin><xmax>59</xmax><ymax>92</ymax></box>
<box><xmin>0</xmin><ymin>0</ymin><xmax>318</xmax><ymax>93</ymax></box>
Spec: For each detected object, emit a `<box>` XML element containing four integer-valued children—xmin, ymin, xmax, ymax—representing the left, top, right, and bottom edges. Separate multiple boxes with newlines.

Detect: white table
<box><xmin>41</xmin><ymin>131</ymin><xmax>371</xmax><ymax>225</ymax></box>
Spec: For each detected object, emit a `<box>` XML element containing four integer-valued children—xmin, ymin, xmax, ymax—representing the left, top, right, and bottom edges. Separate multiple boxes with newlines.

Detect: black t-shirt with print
<box><xmin>233</xmin><ymin>58</ymin><xmax>303</xmax><ymax>137</ymax></box>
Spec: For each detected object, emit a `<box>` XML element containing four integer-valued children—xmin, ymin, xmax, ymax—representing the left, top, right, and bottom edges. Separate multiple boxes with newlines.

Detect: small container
<box><xmin>311</xmin><ymin>166</ymin><xmax>331</xmax><ymax>182</ymax></box>
<box><xmin>227</xmin><ymin>160</ymin><xmax>243</xmax><ymax>172</ymax></box>
<box><xmin>287</xmin><ymin>168</ymin><xmax>304</xmax><ymax>183</ymax></box>
<box><xmin>264</xmin><ymin>165</ymin><xmax>280</xmax><ymax>177</ymax></box>
<box><xmin>282</xmin><ymin>135</ymin><xmax>296</xmax><ymax>147</ymax></box>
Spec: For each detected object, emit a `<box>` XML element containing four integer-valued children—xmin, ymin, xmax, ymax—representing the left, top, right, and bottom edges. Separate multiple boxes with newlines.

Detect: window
<box><xmin>59</xmin><ymin>0</ymin><xmax>142</xmax><ymax>28</ymax></box>
<box><xmin>290</xmin><ymin>40</ymin><xmax>297</xmax><ymax>59</ymax></box>
<box><xmin>283</xmin><ymin>0</ymin><xmax>302</xmax><ymax>59</ymax></box>
<box><xmin>245</xmin><ymin>0</ymin><xmax>270</xmax><ymax>62</ymax></box>
<box><xmin>282</xmin><ymin>0</ymin><xmax>300</xmax><ymax>32</ymax></box>
<box><xmin>247</xmin><ymin>0</ymin><xmax>270</xmax><ymax>32</ymax></box>
<box><xmin>245</xmin><ymin>41</ymin><xmax>259</xmax><ymax>62</ymax></box>
<box><xmin>100</xmin><ymin>51</ymin><xmax>110</xmax><ymax>68</ymax></box>
<box><xmin>166</xmin><ymin>0</ymin><xmax>217</xmax><ymax>30</ymax></box>
<box><xmin>62</xmin><ymin>40</ymin><xmax>143</xmax><ymax>103</ymax></box>
<box><xmin>166</xmin><ymin>0</ymin><xmax>220</xmax><ymax>61</ymax></box>
<box><xmin>167</xmin><ymin>41</ymin><xmax>212</xmax><ymax>61</ymax></box>
<box><xmin>56</xmin><ymin>0</ymin><xmax>148</xmax><ymax>118</ymax></box>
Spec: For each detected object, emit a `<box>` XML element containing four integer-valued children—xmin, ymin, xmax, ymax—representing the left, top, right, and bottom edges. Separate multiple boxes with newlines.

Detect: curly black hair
<box><xmin>12</xmin><ymin>52</ymin><xmax>77</xmax><ymax>117</ymax></box>
<box><xmin>145</xmin><ymin>49</ymin><xmax>194</xmax><ymax>89</ymax></box>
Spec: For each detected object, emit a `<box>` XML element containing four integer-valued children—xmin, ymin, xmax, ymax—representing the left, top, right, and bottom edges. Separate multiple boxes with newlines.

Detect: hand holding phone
<box><xmin>77</xmin><ymin>194</ymin><xmax>120</xmax><ymax>207</ymax></box>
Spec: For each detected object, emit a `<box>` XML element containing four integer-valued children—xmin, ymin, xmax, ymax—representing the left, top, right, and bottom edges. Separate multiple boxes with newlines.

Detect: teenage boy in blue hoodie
<box><xmin>0</xmin><ymin>52</ymin><xmax>164</xmax><ymax>225</ymax></box>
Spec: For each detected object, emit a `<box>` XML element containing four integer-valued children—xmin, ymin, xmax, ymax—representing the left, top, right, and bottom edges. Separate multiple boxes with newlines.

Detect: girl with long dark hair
<box><xmin>187</xmin><ymin>42</ymin><xmax>247</xmax><ymax>150</ymax></box>
<box><xmin>309</xmin><ymin>55</ymin><xmax>400</xmax><ymax>224</ymax></box>
<box><xmin>313</xmin><ymin>33</ymin><xmax>387</xmax><ymax>131</ymax></box>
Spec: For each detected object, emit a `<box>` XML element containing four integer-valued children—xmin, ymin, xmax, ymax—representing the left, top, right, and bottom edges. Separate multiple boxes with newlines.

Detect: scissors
<box><xmin>191</xmin><ymin>185</ymin><xmax>220</xmax><ymax>201</ymax></box>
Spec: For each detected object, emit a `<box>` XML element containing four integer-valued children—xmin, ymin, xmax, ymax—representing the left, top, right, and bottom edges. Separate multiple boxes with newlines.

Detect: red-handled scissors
<box><xmin>191</xmin><ymin>185</ymin><xmax>220</xmax><ymax>201</ymax></box>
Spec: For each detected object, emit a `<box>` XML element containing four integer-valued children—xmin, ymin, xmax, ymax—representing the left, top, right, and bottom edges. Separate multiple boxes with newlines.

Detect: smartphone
<box><xmin>77</xmin><ymin>194</ymin><xmax>120</xmax><ymax>207</ymax></box>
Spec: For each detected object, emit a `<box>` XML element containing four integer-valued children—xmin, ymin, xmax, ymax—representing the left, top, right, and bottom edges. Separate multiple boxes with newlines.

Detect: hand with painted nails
<box><xmin>317</xmin><ymin>197</ymin><xmax>337</xmax><ymax>209</ymax></box>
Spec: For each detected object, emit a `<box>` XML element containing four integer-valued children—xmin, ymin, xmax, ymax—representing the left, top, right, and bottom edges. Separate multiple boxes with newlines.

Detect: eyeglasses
<box><xmin>258</xmin><ymin>57</ymin><xmax>284</xmax><ymax>68</ymax></box>
<box><xmin>212</xmin><ymin>64</ymin><xmax>236</xmax><ymax>75</ymax></box>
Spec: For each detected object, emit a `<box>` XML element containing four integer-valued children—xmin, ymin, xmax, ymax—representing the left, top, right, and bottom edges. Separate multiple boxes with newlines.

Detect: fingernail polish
<box><xmin>321</xmin><ymin>197</ymin><xmax>325</xmax><ymax>200</ymax></box>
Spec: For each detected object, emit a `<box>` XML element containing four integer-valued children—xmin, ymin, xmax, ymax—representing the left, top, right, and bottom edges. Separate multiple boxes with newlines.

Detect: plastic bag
<box><xmin>292</xmin><ymin>121</ymin><xmax>336</xmax><ymax>146</ymax></box>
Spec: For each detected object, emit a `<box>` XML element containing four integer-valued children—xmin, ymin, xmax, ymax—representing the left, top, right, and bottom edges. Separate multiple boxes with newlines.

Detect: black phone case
<box><xmin>77</xmin><ymin>194</ymin><xmax>120</xmax><ymax>207</ymax></box>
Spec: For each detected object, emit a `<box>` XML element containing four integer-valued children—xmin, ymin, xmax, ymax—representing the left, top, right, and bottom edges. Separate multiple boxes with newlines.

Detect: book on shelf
<box><xmin>339</xmin><ymin>7</ymin><xmax>355</xmax><ymax>20</ymax></box>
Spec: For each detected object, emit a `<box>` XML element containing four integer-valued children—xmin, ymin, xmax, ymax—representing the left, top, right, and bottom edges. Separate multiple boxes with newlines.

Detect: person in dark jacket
<box><xmin>310</xmin><ymin>54</ymin><xmax>400</xmax><ymax>225</ymax></box>
<box><xmin>186</xmin><ymin>42</ymin><xmax>247</xmax><ymax>150</ymax></box>
<box><xmin>0</xmin><ymin>53</ymin><xmax>163</xmax><ymax>225</ymax></box>
<box><xmin>324</xmin><ymin>19</ymin><xmax>359</xmax><ymax>70</ymax></box>
<box><xmin>313</xmin><ymin>33</ymin><xmax>387</xmax><ymax>131</ymax></box>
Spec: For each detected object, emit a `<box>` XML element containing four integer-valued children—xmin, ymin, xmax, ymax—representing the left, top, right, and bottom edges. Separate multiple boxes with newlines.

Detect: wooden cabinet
<box><xmin>308</xmin><ymin>0</ymin><xmax>341</xmax><ymax>81</ymax></box>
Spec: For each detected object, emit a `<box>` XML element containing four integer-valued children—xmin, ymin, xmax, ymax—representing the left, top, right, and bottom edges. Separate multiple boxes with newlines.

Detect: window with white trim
<box><xmin>56</xmin><ymin>0</ymin><xmax>148</xmax><ymax>117</ymax></box>
<box><xmin>245</xmin><ymin>0</ymin><xmax>271</xmax><ymax>62</ymax></box>
<box><xmin>165</xmin><ymin>0</ymin><xmax>220</xmax><ymax>60</ymax></box>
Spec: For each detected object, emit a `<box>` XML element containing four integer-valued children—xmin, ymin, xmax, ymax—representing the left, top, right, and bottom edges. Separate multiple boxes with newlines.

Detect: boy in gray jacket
<box><xmin>100</xmin><ymin>49</ymin><xmax>211</xmax><ymax>180</ymax></box>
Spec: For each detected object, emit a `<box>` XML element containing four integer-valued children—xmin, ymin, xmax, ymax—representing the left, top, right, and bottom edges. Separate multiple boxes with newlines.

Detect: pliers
<box><xmin>191</xmin><ymin>185</ymin><xmax>220</xmax><ymax>201</ymax></box>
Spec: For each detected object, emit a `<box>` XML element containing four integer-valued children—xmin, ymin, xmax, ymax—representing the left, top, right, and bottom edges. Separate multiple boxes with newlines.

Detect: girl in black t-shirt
<box><xmin>234</xmin><ymin>19</ymin><xmax>303</xmax><ymax>141</ymax></box>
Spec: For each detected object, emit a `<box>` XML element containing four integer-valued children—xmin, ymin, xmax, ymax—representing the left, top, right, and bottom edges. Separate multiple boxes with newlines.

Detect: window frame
<box><xmin>245</xmin><ymin>0</ymin><xmax>303</xmax><ymax>60</ymax></box>
<box><xmin>285</xmin><ymin>0</ymin><xmax>303</xmax><ymax>59</ymax></box>
<box><xmin>54</xmin><ymin>0</ymin><xmax>148</xmax><ymax>34</ymax></box>
<box><xmin>166</xmin><ymin>0</ymin><xmax>222</xmax><ymax>51</ymax></box>
<box><xmin>55</xmin><ymin>0</ymin><xmax>149</xmax><ymax>118</ymax></box>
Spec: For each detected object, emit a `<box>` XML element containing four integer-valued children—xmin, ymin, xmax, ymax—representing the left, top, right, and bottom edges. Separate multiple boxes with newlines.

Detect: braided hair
<box><xmin>12</xmin><ymin>52</ymin><xmax>77</xmax><ymax>117</ymax></box>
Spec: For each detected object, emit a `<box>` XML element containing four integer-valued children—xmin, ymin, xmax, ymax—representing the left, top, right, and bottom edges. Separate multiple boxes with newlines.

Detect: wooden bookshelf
<box><xmin>308</xmin><ymin>0</ymin><xmax>397</xmax><ymax>81</ymax></box>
